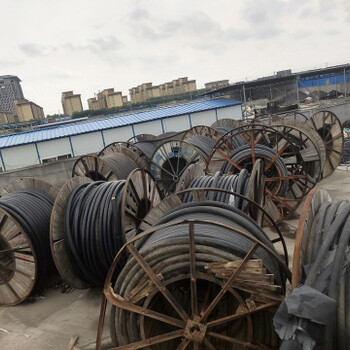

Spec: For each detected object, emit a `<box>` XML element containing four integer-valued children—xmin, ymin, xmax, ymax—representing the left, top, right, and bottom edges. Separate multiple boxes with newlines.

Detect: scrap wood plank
<box><xmin>66</xmin><ymin>336</ymin><xmax>78</xmax><ymax>350</ymax></box>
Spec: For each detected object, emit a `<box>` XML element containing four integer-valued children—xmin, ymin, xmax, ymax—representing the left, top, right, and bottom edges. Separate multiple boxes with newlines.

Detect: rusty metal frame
<box><xmin>96</xmin><ymin>218</ymin><xmax>291</xmax><ymax>349</ymax></box>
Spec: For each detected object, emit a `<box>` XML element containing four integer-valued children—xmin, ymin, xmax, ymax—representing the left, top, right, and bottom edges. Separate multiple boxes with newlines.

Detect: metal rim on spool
<box><xmin>97</xmin><ymin>219</ymin><xmax>291</xmax><ymax>350</ymax></box>
<box><xmin>50</xmin><ymin>176</ymin><xmax>93</xmax><ymax>289</ymax></box>
<box><xmin>307</xmin><ymin>110</ymin><xmax>344</xmax><ymax>177</ymax></box>
<box><xmin>292</xmin><ymin>188</ymin><xmax>332</xmax><ymax>288</ymax></box>
<box><xmin>206</xmin><ymin>124</ymin><xmax>309</xmax><ymax>222</ymax></box>
<box><xmin>150</xmin><ymin>140</ymin><xmax>207</xmax><ymax>195</ymax></box>
<box><xmin>121</xmin><ymin>168</ymin><xmax>161</xmax><ymax>242</ymax></box>
<box><xmin>0</xmin><ymin>209</ymin><xmax>37</xmax><ymax>306</ymax></box>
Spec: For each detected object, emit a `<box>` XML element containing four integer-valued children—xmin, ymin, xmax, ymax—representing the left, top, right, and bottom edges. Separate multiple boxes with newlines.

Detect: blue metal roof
<box><xmin>0</xmin><ymin>98</ymin><xmax>241</xmax><ymax>148</ymax></box>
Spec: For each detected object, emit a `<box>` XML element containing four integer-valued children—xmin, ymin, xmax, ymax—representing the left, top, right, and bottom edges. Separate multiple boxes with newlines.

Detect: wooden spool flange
<box><xmin>292</xmin><ymin>188</ymin><xmax>331</xmax><ymax>288</ymax></box>
<box><xmin>50</xmin><ymin>176</ymin><xmax>92</xmax><ymax>289</ymax></box>
<box><xmin>121</xmin><ymin>168</ymin><xmax>161</xmax><ymax>242</ymax></box>
<box><xmin>0</xmin><ymin>177</ymin><xmax>59</xmax><ymax>306</ymax></box>
<box><xmin>307</xmin><ymin>110</ymin><xmax>344</xmax><ymax>177</ymax></box>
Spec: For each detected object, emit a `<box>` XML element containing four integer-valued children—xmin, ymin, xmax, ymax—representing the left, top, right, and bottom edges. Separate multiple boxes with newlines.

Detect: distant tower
<box><xmin>0</xmin><ymin>75</ymin><xmax>24</xmax><ymax>114</ymax></box>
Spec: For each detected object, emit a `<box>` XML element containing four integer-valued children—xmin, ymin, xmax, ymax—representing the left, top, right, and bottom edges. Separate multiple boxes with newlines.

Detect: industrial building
<box><xmin>61</xmin><ymin>91</ymin><xmax>83</xmax><ymax>116</ymax></box>
<box><xmin>0</xmin><ymin>98</ymin><xmax>242</xmax><ymax>171</ymax></box>
<box><xmin>206</xmin><ymin>63</ymin><xmax>350</xmax><ymax>105</ymax></box>
<box><xmin>0</xmin><ymin>75</ymin><xmax>24</xmax><ymax>114</ymax></box>
<box><xmin>129</xmin><ymin>77</ymin><xmax>197</xmax><ymax>104</ymax></box>
<box><xmin>205</xmin><ymin>79</ymin><xmax>230</xmax><ymax>90</ymax></box>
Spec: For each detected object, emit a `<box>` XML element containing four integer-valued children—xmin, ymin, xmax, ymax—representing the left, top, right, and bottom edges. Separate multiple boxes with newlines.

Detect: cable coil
<box><xmin>65</xmin><ymin>181</ymin><xmax>126</xmax><ymax>286</ymax></box>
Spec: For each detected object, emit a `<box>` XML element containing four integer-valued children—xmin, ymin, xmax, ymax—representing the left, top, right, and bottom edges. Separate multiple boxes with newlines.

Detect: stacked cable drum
<box><xmin>182</xmin><ymin>170</ymin><xmax>250</xmax><ymax>211</ymax></box>
<box><xmin>0</xmin><ymin>178</ymin><xmax>58</xmax><ymax>306</ymax></box>
<box><xmin>274</xmin><ymin>188</ymin><xmax>350</xmax><ymax>349</ymax></box>
<box><xmin>72</xmin><ymin>142</ymin><xmax>146</xmax><ymax>181</ymax></box>
<box><xmin>104</xmin><ymin>200</ymin><xmax>290</xmax><ymax>349</ymax></box>
<box><xmin>50</xmin><ymin>169</ymin><xmax>161</xmax><ymax>289</ymax></box>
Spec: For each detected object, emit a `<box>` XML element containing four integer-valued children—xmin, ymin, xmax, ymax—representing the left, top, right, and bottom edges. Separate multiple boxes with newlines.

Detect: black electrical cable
<box><xmin>110</xmin><ymin>201</ymin><xmax>286</xmax><ymax>347</ymax></box>
<box><xmin>0</xmin><ymin>189</ymin><xmax>55</xmax><ymax>289</ymax></box>
<box><xmin>221</xmin><ymin>144</ymin><xmax>289</xmax><ymax>197</ymax></box>
<box><xmin>65</xmin><ymin>180</ymin><xmax>126</xmax><ymax>286</ymax></box>
<box><xmin>183</xmin><ymin>170</ymin><xmax>250</xmax><ymax>211</ymax></box>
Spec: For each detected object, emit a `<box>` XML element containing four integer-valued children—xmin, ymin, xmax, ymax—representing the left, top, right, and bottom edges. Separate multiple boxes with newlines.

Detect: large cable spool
<box><xmin>50</xmin><ymin>170</ymin><xmax>160</xmax><ymax>289</ymax></box>
<box><xmin>280</xmin><ymin>111</ymin><xmax>308</xmax><ymax>122</ymax></box>
<box><xmin>307</xmin><ymin>110</ymin><xmax>344</xmax><ymax>177</ymax></box>
<box><xmin>206</xmin><ymin>124</ymin><xmax>309</xmax><ymax>222</ymax></box>
<box><xmin>137</xmin><ymin>188</ymin><xmax>288</xmax><ymax>265</ymax></box>
<box><xmin>272</xmin><ymin>119</ymin><xmax>327</xmax><ymax>176</ymax></box>
<box><xmin>0</xmin><ymin>178</ymin><xmax>59</xmax><ymax>306</ymax></box>
<box><xmin>210</xmin><ymin>118</ymin><xmax>242</xmax><ymax>134</ymax></box>
<box><xmin>98</xmin><ymin>204</ymin><xmax>291</xmax><ymax>349</ymax></box>
<box><xmin>292</xmin><ymin>187</ymin><xmax>332</xmax><ymax>288</ymax></box>
<box><xmin>132</xmin><ymin>141</ymin><xmax>158</xmax><ymax>169</ymax></box>
<box><xmin>150</xmin><ymin>140</ymin><xmax>207</xmax><ymax>195</ymax></box>
<box><xmin>72</xmin><ymin>153</ymin><xmax>139</xmax><ymax>181</ymax></box>
<box><xmin>182</xmin><ymin>125</ymin><xmax>223</xmax><ymax>144</ymax></box>
<box><xmin>271</xmin><ymin>121</ymin><xmax>323</xmax><ymax>184</ymax></box>
<box><xmin>282</xmin><ymin>188</ymin><xmax>350</xmax><ymax>348</ymax></box>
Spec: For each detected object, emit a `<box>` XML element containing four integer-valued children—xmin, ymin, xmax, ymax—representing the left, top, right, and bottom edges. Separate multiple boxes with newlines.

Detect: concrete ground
<box><xmin>1</xmin><ymin>168</ymin><xmax>350</xmax><ymax>350</ymax></box>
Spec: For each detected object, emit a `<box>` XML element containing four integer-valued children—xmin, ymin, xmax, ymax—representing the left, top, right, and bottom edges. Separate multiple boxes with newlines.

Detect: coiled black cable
<box><xmin>65</xmin><ymin>181</ymin><xmax>126</xmax><ymax>286</ymax></box>
<box><xmin>0</xmin><ymin>189</ymin><xmax>54</xmax><ymax>288</ymax></box>
<box><xmin>110</xmin><ymin>201</ymin><xmax>286</xmax><ymax>347</ymax></box>
<box><xmin>221</xmin><ymin>144</ymin><xmax>289</xmax><ymax>197</ymax></box>
<box><xmin>182</xmin><ymin>170</ymin><xmax>250</xmax><ymax>210</ymax></box>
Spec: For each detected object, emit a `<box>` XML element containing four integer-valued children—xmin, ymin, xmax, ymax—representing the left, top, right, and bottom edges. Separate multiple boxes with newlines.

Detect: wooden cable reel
<box><xmin>280</xmin><ymin>112</ymin><xmax>308</xmax><ymax>122</ymax></box>
<box><xmin>50</xmin><ymin>176</ymin><xmax>93</xmax><ymax>290</ymax></box>
<box><xmin>307</xmin><ymin>110</ymin><xmax>344</xmax><ymax>177</ymax></box>
<box><xmin>271</xmin><ymin>121</ymin><xmax>323</xmax><ymax>186</ymax></box>
<box><xmin>0</xmin><ymin>178</ymin><xmax>59</xmax><ymax>306</ymax></box>
<box><xmin>120</xmin><ymin>168</ymin><xmax>161</xmax><ymax>242</ymax></box>
<box><xmin>136</xmin><ymin>188</ymin><xmax>288</xmax><ymax>265</ymax></box>
<box><xmin>97</xmin><ymin>142</ymin><xmax>147</xmax><ymax>169</ymax></box>
<box><xmin>210</xmin><ymin>118</ymin><xmax>242</xmax><ymax>130</ymax></box>
<box><xmin>127</xmin><ymin>134</ymin><xmax>157</xmax><ymax>143</ymax></box>
<box><xmin>272</xmin><ymin>119</ymin><xmax>326</xmax><ymax>175</ymax></box>
<box><xmin>206</xmin><ymin>124</ymin><xmax>309</xmax><ymax>222</ymax></box>
<box><xmin>71</xmin><ymin>151</ymin><xmax>141</xmax><ymax>181</ymax></box>
<box><xmin>292</xmin><ymin>188</ymin><xmax>332</xmax><ymax>288</ymax></box>
<box><xmin>182</xmin><ymin>125</ymin><xmax>223</xmax><ymax>144</ymax></box>
<box><xmin>150</xmin><ymin>140</ymin><xmax>207</xmax><ymax>195</ymax></box>
<box><xmin>97</xmin><ymin>219</ymin><xmax>291</xmax><ymax>350</ymax></box>
<box><xmin>50</xmin><ymin>171</ymin><xmax>160</xmax><ymax>289</ymax></box>
<box><xmin>72</xmin><ymin>155</ymin><xmax>119</xmax><ymax>181</ymax></box>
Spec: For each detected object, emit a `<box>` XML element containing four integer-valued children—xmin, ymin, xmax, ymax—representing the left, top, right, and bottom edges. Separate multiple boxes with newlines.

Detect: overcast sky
<box><xmin>1</xmin><ymin>0</ymin><xmax>349</xmax><ymax>115</ymax></box>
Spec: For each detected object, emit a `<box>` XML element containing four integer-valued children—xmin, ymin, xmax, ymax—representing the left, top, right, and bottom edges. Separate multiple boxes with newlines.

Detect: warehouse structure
<box><xmin>0</xmin><ymin>98</ymin><xmax>242</xmax><ymax>171</ymax></box>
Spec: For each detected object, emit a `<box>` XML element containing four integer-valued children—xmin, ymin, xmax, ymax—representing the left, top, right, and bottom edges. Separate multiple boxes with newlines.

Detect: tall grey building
<box><xmin>0</xmin><ymin>75</ymin><xmax>24</xmax><ymax>113</ymax></box>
